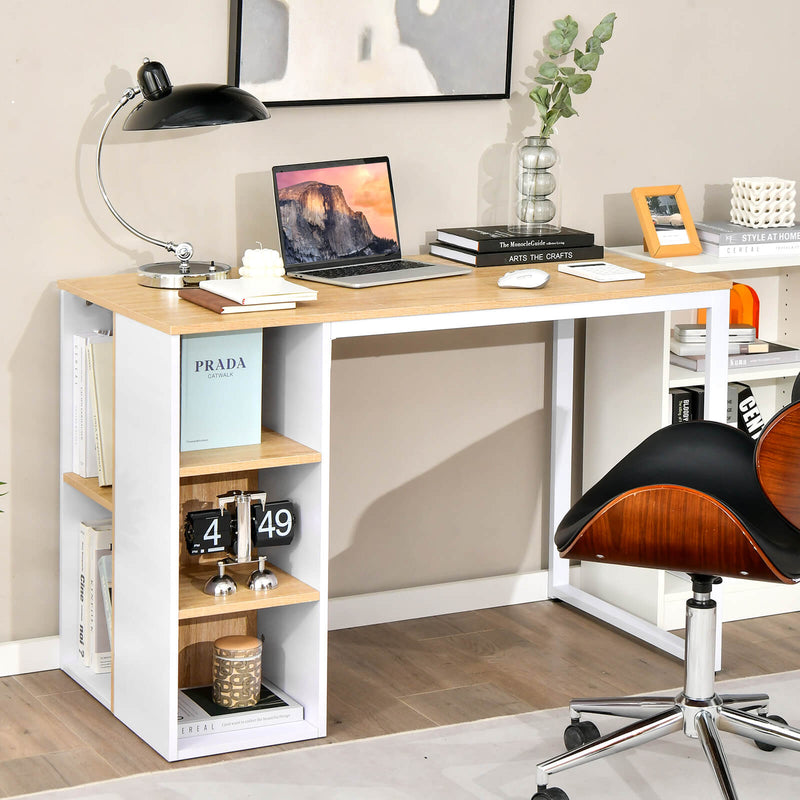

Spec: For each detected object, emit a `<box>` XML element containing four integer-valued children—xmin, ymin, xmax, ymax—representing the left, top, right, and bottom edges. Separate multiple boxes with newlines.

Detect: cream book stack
<box><xmin>198</xmin><ymin>277</ymin><xmax>317</xmax><ymax>305</ymax></box>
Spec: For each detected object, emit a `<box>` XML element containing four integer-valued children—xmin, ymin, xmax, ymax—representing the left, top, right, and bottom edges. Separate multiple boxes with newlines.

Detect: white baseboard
<box><xmin>0</xmin><ymin>636</ymin><xmax>60</xmax><ymax>677</ymax></box>
<box><xmin>328</xmin><ymin>568</ymin><xmax>574</xmax><ymax>630</ymax></box>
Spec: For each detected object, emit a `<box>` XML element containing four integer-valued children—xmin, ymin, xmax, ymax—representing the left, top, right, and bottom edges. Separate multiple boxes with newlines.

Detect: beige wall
<box><xmin>2</xmin><ymin>0</ymin><xmax>798</xmax><ymax>640</ymax></box>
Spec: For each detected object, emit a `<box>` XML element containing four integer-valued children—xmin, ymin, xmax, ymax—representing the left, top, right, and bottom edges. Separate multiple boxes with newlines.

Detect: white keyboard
<box><xmin>557</xmin><ymin>261</ymin><xmax>645</xmax><ymax>282</ymax></box>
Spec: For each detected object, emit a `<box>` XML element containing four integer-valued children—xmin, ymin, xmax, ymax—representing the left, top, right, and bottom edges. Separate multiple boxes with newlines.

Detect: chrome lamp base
<box><xmin>137</xmin><ymin>260</ymin><xmax>231</xmax><ymax>289</ymax></box>
<box><xmin>533</xmin><ymin>580</ymin><xmax>800</xmax><ymax>800</ymax></box>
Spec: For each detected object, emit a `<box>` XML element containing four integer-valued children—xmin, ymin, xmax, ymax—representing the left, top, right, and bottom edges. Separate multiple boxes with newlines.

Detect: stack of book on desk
<box><xmin>668</xmin><ymin>323</ymin><xmax>800</xmax><ymax>371</ymax></box>
<box><xmin>696</xmin><ymin>221</ymin><xmax>800</xmax><ymax>258</ymax></box>
<box><xmin>429</xmin><ymin>225</ymin><xmax>603</xmax><ymax>267</ymax></box>
<box><xmin>178</xmin><ymin>277</ymin><xmax>317</xmax><ymax>314</ymax></box>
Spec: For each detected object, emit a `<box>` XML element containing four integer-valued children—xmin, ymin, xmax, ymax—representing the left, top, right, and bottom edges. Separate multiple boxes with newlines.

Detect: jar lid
<box><xmin>213</xmin><ymin>634</ymin><xmax>262</xmax><ymax>654</ymax></box>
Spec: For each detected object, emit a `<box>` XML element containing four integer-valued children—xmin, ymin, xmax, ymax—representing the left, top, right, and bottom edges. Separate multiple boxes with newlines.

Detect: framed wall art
<box><xmin>228</xmin><ymin>0</ymin><xmax>515</xmax><ymax>107</ymax></box>
<box><xmin>631</xmin><ymin>185</ymin><xmax>703</xmax><ymax>258</ymax></box>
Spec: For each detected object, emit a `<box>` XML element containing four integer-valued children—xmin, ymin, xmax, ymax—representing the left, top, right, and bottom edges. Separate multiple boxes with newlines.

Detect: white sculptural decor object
<box><xmin>730</xmin><ymin>177</ymin><xmax>796</xmax><ymax>228</ymax></box>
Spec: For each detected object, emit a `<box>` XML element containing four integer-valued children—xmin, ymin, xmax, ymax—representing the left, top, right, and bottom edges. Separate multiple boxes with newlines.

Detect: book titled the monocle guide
<box><xmin>180</xmin><ymin>329</ymin><xmax>263</xmax><ymax>452</ymax></box>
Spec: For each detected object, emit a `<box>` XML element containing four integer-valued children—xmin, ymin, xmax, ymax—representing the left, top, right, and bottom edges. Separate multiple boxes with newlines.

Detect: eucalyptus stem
<box><xmin>530</xmin><ymin>12</ymin><xmax>617</xmax><ymax>137</ymax></box>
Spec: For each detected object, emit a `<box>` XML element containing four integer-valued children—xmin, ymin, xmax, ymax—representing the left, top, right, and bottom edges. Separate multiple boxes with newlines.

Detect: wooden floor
<box><xmin>2</xmin><ymin>600</ymin><xmax>800</xmax><ymax>797</ymax></box>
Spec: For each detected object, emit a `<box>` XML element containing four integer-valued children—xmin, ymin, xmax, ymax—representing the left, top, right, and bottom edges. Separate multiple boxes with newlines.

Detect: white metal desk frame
<box><xmin>329</xmin><ymin>288</ymin><xmax>730</xmax><ymax>662</ymax></box>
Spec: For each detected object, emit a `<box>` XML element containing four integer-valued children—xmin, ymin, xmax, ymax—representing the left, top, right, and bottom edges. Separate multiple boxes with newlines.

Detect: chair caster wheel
<box><xmin>756</xmin><ymin>714</ymin><xmax>787</xmax><ymax>751</ymax></box>
<box><xmin>532</xmin><ymin>787</ymin><xmax>569</xmax><ymax>800</ymax></box>
<box><xmin>564</xmin><ymin>719</ymin><xmax>601</xmax><ymax>750</ymax></box>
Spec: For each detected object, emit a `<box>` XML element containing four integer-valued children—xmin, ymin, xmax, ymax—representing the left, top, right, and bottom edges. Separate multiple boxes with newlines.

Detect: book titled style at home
<box><xmin>430</xmin><ymin>241</ymin><xmax>604</xmax><ymax>267</ymax></box>
<box><xmin>180</xmin><ymin>329</ymin><xmax>263</xmax><ymax>452</ymax></box>
<box><xmin>435</xmin><ymin>225</ymin><xmax>594</xmax><ymax>252</ymax></box>
<box><xmin>695</xmin><ymin>220</ymin><xmax>800</xmax><ymax>245</ymax></box>
<box><xmin>177</xmin><ymin>680</ymin><xmax>303</xmax><ymax>738</ymax></box>
<box><xmin>669</xmin><ymin>341</ymin><xmax>800</xmax><ymax>372</ymax></box>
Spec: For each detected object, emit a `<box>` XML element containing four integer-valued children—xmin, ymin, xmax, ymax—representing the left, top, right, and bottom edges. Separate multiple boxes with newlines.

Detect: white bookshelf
<box><xmin>580</xmin><ymin>246</ymin><xmax>800</xmax><ymax>631</ymax></box>
<box><xmin>58</xmin><ymin>292</ymin><xmax>329</xmax><ymax>761</ymax></box>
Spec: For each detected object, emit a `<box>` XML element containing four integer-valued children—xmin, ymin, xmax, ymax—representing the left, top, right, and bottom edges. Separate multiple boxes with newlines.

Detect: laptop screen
<box><xmin>273</xmin><ymin>157</ymin><xmax>402</xmax><ymax>272</ymax></box>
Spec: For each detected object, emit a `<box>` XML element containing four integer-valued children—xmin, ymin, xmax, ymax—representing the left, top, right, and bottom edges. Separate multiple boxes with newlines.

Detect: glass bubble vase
<box><xmin>508</xmin><ymin>135</ymin><xmax>562</xmax><ymax>234</ymax></box>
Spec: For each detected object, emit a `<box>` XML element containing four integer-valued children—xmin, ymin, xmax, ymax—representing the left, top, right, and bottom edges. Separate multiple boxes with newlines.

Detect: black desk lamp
<box><xmin>96</xmin><ymin>59</ymin><xmax>269</xmax><ymax>288</ymax></box>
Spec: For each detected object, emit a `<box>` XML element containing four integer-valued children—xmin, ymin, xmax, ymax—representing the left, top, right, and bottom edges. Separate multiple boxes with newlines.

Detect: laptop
<box><xmin>272</xmin><ymin>156</ymin><xmax>472</xmax><ymax>288</ymax></box>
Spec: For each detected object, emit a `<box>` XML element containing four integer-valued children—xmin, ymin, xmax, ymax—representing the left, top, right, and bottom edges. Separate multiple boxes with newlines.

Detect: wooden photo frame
<box><xmin>631</xmin><ymin>185</ymin><xmax>702</xmax><ymax>257</ymax></box>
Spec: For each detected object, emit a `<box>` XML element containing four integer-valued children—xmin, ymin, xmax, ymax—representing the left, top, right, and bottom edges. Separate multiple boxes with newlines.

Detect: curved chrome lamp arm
<box><xmin>95</xmin><ymin>87</ymin><xmax>194</xmax><ymax>265</ymax></box>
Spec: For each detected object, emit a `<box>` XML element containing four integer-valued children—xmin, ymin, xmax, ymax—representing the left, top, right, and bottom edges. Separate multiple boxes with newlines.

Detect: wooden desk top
<box><xmin>59</xmin><ymin>254</ymin><xmax>732</xmax><ymax>336</ymax></box>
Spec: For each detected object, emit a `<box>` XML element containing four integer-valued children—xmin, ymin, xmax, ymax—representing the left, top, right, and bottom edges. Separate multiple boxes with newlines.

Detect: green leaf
<box><xmin>559</xmin><ymin>66</ymin><xmax>576</xmax><ymax>76</ymax></box>
<box><xmin>539</xmin><ymin>61</ymin><xmax>559</xmax><ymax>79</ymax></box>
<box><xmin>529</xmin><ymin>86</ymin><xmax>550</xmax><ymax>105</ymax></box>
<box><xmin>584</xmin><ymin>36</ymin><xmax>604</xmax><ymax>55</ymax></box>
<box><xmin>548</xmin><ymin>29</ymin><xmax>569</xmax><ymax>54</ymax></box>
<box><xmin>535</xmin><ymin>76</ymin><xmax>554</xmax><ymax>86</ymax></box>
<box><xmin>571</xmin><ymin>73</ymin><xmax>592</xmax><ymax>94</ymax></box>
<box><xmin>575</xmin><ymin>50</ymin><xmax>600</xmax><ymax>71</ymax></box>
<box><xmin>593</xmin><ymin>12</ymin><xmax>617</xmax><ymax>42</ymax></box>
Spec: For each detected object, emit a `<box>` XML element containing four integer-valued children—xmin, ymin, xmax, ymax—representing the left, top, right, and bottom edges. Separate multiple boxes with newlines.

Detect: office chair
<box><xmin>533</xmin><ymin>391</ymin><xmax>800</xmax><ymax>800</ymax></box>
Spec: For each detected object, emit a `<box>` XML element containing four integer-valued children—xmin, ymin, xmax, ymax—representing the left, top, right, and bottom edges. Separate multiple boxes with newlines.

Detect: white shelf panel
<box><xmin>669</xmin><ymin>361</ymin><xmax>800</xmax><ymax>388</ymax></box>
<box><xmin>60</xmin><ymin>656</ymin><xmax>111</xmax><ymax>710</ymax></box>
<box><xmin>609</xmin><ymin>245</ymin><xmax>800</xmax><ymax>274</ymax></box>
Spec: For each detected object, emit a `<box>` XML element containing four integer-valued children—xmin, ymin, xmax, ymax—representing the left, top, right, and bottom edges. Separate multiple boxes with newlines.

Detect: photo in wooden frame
<box><xmin>631</xmin><ymin>185</ymin><xmax>702</xmax><ymax>257</ymax></box>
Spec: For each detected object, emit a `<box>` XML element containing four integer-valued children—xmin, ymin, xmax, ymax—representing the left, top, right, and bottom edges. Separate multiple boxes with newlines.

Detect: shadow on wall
<box><xmin>6</xmin><ymin>289</ymin><xmax>61</xmax><ymax>639</ymax></box>
<box><xmin>328</xmin><ymin>411</ymin><xmax>549</xmax><ymax>599</ymax></box>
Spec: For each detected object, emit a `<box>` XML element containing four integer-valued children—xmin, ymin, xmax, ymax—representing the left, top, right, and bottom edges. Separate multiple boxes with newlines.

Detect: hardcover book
<box><xmin>695</xmin><ymin>220</ymin><xmax>800</xmax><ymax>245</ymax></box>
<box><xmin>177</xmin><ymin>680</ymin><xmax>303</xmax><ymax>738</ymax></box>
<box><xmin>670</xmin><ymin>341</ymin><xmax>800</xmax><ymax>372</ymax></box>
<box><xmin>180</xmin><ymin>329</ymin><xmax>263</xmax><ymax>452</ymax></box>
<box><xmin>669</xmin><ymin>388</ymin><xmax>693</xmax><ymax>424</ymax></box>
<box><xmin>435</xmin><ymin>225</ymin><xmax>594</xmax><ymax>253</ymax></box>
<box><xmin>87</xmin><ymin>338</ymin><xmax>114</xmax><ymax>487</ymax></box>
<box><xmin>430</xmin><ymin>241</ymin><xmax>604</xmax><ymax>267</ymax></box>
<box><xmin>197</xmin><ymin>277</ymin><xmax>317</xmax><ymax>305</ymax></box>
<box><xmin>700</xmin><ymin>240</ymin><xmax>800</xmax><ymax>258</ymax></box>
<box><xmin>72</xmin><ymin>330</ymin><xmax>111</xmax><ymax>478</ymax></box>
<box><xmin>728</xmin><ymin>381</ymin><xmax>765</xmax><ymax>439</ymax></box>
<box><xmin>178</xmin><ymin>288</ymin><xmax>295</xmax><ymax>315</ymax></box>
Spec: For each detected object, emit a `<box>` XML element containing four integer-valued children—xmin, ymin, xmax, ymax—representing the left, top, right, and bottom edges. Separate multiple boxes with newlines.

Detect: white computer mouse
<box><xmin>497</xmin><ymin>268</ymin><xmax>550</xmax><ymax>289</ymax></box>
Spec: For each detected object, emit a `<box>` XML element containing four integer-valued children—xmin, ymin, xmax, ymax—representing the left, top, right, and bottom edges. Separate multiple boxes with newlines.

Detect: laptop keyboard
<box><xmin>305</xmin><ymin>260</ymin><xmax>428</xmax><ymax>279</ymax></box>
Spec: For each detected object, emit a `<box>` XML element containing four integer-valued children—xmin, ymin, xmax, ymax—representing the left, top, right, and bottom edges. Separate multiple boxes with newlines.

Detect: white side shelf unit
<box><xmin>581</xmin><ymin>245</ymin><xmax>800</xmax><ymax>631</ymax></box>
<box><xmin>58</xmin><ymin>291</ymin><xmax>330</xmax><ymax>761</ymax></box>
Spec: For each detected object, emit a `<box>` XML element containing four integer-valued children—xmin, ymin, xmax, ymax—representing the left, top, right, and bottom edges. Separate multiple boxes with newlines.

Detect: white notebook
<box><xmin>198</xmin><ymin>277</ymin><xmax>318</xmax><ymax>305</ymax></box>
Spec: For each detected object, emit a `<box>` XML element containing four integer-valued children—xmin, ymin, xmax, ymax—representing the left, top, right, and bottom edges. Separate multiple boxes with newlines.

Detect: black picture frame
<box><xmin>228</xmin><ymin>0</ymin><xmax>515</xmax><ymax>108</ymax></box>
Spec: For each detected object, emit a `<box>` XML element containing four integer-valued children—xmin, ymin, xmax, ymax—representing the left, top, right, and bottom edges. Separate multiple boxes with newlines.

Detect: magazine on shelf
<box><xmin>87</xmin><ymin>338</ymin><xmax>114</xmax><ymax>486</ymax></box>
<box><xmin>78</xmin><ymin>518</ymin><xmax>112</xmax><ymax>669</ymax></box>
<box><xmin>177</xmin><ymin>680</ymin><xmax>303</xmax><ymax>738</ymax></box>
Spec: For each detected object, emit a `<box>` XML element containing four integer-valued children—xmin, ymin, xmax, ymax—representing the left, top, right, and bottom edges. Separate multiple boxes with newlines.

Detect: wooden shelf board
<box><xmin>62</xmin><ymin>473</ymin><xmax>113</xmax><ymax>511</ymax></box>
<box><xmin>669</xmin><ymin>361</ymin><xmax>800</xmax><ymax>388</ymax></box>
<box><xmin>179</xmin><ymin>561</ymin><xmax>319</xmax><ymax>620</ymax></box>
<box><xmin>179</xmin><ymin>428</ymin><xmax>321</xmax><ymax>478</ymax></box>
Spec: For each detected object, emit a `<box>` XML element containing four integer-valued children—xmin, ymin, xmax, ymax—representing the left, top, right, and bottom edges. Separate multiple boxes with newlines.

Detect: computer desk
<box><xmin>59</xmin><ymin>251</ymin><xmax>732</xmax><ymax>707</ymax></box>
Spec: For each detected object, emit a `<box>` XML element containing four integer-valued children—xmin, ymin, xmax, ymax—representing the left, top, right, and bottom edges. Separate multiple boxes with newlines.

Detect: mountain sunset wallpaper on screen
<box><xmin>275</xmin><ymin>162</ymin><xmax>398</xmax><ymax>242</ymax></box>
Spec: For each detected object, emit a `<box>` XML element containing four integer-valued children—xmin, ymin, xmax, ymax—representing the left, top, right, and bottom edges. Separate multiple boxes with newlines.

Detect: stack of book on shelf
<box><xmin>669</xmin><ymin>323</ymin><xmax>800</xmax><ymax>372</ymax></box>
<box><xmin>695</xmin><ymin>220</ymin><xmax>800</xmax><ymax>258</ymax></box>
<box><xmin>72</xmin><ymin>330</ymin><xmax>112</xmax><ymax>482</ymax></box>
<box><xmin>177</xmin><ymin>680</ymin><xmax>303</xmax><ymax>738</ymax></box>
<box><xmin>429</xmin><ymin>225</ymin><xmax>603</xmax><ymax>267</ymax></box>
<box><xmin>670</xmin><ymin>381</ymin><xmax>766</xmax><ymax>439</ymax></box>
<box><xmin>178</xmin><ymin>277</ymin><xmax>317</xmax><ymax>314</ymax></box>
<box><xmin>78</xmin><ymin>518</ymin><xmax>113</xmax><ymax>673</ymax></box>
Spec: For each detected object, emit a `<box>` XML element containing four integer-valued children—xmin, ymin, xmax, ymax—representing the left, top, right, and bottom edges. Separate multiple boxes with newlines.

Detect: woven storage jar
<box><xmin>212</xmin><ymin>634</ymin><xmax>262</xmax><ymax>708</ymax></box>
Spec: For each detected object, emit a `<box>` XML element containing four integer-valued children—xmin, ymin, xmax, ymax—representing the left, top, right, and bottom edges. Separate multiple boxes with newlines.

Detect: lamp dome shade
<box><xmin>123</xmin><ymin>83</ymin><xmax>269</xmax><ymax>130</ymax></box>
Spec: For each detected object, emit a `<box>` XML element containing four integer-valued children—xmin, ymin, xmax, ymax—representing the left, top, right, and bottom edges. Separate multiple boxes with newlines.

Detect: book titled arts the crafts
<box><xmin>180</xmin><ymin>329</ymin><xmax>263</xmax><ymax>452</ymax></box>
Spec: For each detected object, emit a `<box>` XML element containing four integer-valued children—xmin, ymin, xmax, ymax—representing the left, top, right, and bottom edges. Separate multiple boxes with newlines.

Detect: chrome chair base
<box><xmin>533</xmin><ymin>587</ymin><xmax>800</xmax><ymax>800</ymax></box>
